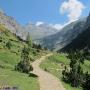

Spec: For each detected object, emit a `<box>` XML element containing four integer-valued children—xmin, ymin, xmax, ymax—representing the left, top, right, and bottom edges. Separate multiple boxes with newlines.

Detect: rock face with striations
<box><xmin>0</xmin><ymin>11</ymin><xmax>27</xmax><ymax>40</ymax></box>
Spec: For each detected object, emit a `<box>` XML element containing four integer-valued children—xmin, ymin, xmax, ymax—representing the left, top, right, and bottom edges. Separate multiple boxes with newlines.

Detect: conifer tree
<box><xmin>6</xmin><ymin>40</ymin><xmax>12</xmax><ymax>49</ymax></box>
<box><xmin>62</xmin><ymin>50</ymin><xmax>85</xmax><ymax>87</ymax></box>
<box><xmin>26</xmin><ymin>32</ymin><xmax>32</xmax><ymax>48</ymax></box>
<box><xmin>83</xmin><ymin>72</ymin><xmax>90</xmax><ymax>90</ymax></box>
<box><xmin>15</xmin><ymin>46</ymin><xmax>33</xmax><ymax>73</ymax></box>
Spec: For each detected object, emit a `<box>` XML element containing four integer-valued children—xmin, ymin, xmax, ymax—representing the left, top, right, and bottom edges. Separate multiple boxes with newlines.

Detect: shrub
<box><xmin>15</xmin><ymin>46</ymin><xmax>33</xmax><ymax>74</ymax></box>
<box><xmin>83</xmin><ymin>72</ymin><xmax>90</xmax><ymax>90</ymax></box>
<box><xmin>6</xmin><ymin>40</ymin><xmax>12</xmax><ymax>49</ymax></box>
<box><xmin>62</xmin><ymin>50</ymin><xmax>85</xmax><ymax>87</ymax></box>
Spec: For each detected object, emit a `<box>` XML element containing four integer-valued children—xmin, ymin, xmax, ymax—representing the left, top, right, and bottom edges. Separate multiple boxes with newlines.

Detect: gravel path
<box><xmin>32</xmin><ymin>54</ymin><xmax>66</xmax><ymax>90</ymax></box>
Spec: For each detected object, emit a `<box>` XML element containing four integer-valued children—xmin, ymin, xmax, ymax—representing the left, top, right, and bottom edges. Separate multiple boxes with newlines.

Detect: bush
<box><xmin>62</xmin><ymin>50</ymin><xmax>85</xmax><ymax>87</ymax></box>
<box><xmin>83</xmin><ymin>72</ymin><xmax>90</xmax><ymax>90</ymax></box>
<box><xmin>6</xmin><ymin>40</ymin><xmax>12</xmax><ymax>49</ymax></box>
<box><xmin>15</xmin><ymin>46</ymin><xmax>33</xmax><ymax>74</ymax></box>
<box><xmin>15</xmin><ymin>60</ymin><xmax>33</xmax><ymax>73</ymax></box>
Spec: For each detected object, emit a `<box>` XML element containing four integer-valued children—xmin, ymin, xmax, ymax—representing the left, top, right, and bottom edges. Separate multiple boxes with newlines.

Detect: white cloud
<box><xmin>35</xmin><ymin>0</ymin><xmax>85</xmax><ymax>31</ymax></box>
<box><xmin>36</xmin><ymin>21</ymin><xmax>44</xmax><ymax>26</ymax></box>
<box><xmin>60</xmin><ymin>0</ymin><xmax>85</xmax><ymax>22</ymax></box>
<box><xmin>53</xmin><ymin>24</ymin><xmax>64</xmax><ymax>30</ymax></box>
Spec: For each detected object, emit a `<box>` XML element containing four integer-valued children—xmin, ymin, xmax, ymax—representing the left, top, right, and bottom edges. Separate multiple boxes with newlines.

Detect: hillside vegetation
<box><xmin>0</xmin><ymin>24</ymin><xmax>47</xmax><ymax>90</ymax></box>
<box><xmin>40</xmin><ymin>53</ymin><xmax>90</xmax><ymax>90</ymax></box>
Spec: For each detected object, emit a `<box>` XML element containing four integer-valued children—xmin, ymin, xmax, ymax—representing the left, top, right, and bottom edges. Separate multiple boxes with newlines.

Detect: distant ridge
<box><xmin>40</xmin><ymin>17</ymin><xmax>86</xmax><ymax>51</ymax></box>
<box><xmin>60</xmin><ymin>13</ymin><xmax>90</xmax><ymax>52</ymax></box>
<box><xmin>0</xmin><ymin>10</ymin><xmax>90</xmax><ymax>52</ymax></box>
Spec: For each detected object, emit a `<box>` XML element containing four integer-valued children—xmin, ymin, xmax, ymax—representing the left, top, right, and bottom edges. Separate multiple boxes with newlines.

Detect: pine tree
<box><xmin>15</xmin><ymin>46</ymin><xmax>33</xmax><ymax>73</ymax></box>
<box><xmin>62</xmin><ymin>66</ymin><xmax>70</xmax><ymax>82</ymax></box>
<box><xmin>68</xmin><ymin>50</ymin><xmax>84</xmax><ymax>87</ymax></box>
<box><xmin>37</xmin><ymin>44</ymin><xmax>42</xmax><ymax>49</ymax></box>
<box><xmin>62</xmin><ymin>50</ymin><xmax>85</xmax><ymax>87</ymax></box>
<box><xmin>83</xmin><ymin>72</ymin><xmax>90</xmax><ymax>90</ymax></box>
<box><xmin>6</xmin><ymin>40</ymin><xmax>12</xmax><ymax>49</ymax></box>
<box><xmin>26</xmin><ymin>32</ymin><xmax>32</xmax><ymax>48</ymax></box>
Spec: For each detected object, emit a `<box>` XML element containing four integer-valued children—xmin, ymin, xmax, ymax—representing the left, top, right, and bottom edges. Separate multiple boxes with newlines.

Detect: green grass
<box><xmin>0</xmin><ymin>24</ymin><xmax>40</xmax><ymax>90</ymax></box>
<box><xmin>48</xmin><ymin>53</ymin><xmax>70</xmax><ymax>64</ymax></box>
<box><xmin>40</xmin><ymin>53</ymin><xmax>90</xmax><ymax>90</ymax></box>
<box><xmin>0</xmin><ymin>49</ymin><xmax>40</xmax><ymax>90</ymax></box>
<box><xmin>0</xmin><ymin>68</ymin><xmax>39</xmax><ymax>90</ymax></box>
<box><xmin>0</xmin><ymin>50</ymin><xmax>20</xmax><ymax>69</ymax></box>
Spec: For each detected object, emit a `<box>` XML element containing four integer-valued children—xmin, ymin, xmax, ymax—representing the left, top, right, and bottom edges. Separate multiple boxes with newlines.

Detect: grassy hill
<box><xmin>40</xmin><ymin>53</ymin><xmax>90</xmax><ymax>90</ymax></box>
<box><xmin>0</xmin><ymin>24</ymin><xmax>48</xmax><ymax>90</ymax></box>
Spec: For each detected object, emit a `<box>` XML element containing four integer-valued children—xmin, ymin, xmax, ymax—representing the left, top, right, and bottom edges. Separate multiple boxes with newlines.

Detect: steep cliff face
<box><xmin>0</xmin><ymin>11</ymin><xmax>27</xmax><ymax>40</ymax></box>
<box><xmin>85</xmin><ymin>13</ymin><xmax>90</xmax><ymax>28</ymax></box>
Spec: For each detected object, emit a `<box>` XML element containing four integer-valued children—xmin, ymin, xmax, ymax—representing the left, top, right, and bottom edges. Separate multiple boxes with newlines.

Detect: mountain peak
<box><xmin>85</xmin><ymin>12</ymin><xmax>90</xmax><ymax>28</ymax></box>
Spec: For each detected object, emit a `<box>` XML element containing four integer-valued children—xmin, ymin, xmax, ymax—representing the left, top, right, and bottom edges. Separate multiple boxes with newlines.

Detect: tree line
<box><xmin>62</xmin><ymin>50</ymin><xmax>90</xmax><ymax>90</ymax></box>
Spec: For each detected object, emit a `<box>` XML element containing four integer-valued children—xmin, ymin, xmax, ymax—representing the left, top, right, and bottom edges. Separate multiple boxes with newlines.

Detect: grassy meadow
<box><xmin>0</xmin><ymin>24</ymin><xmax>41</xmax><ymax>90</ymax></box>
<box><xmin>40</xmin><ymin>53</ymin><xmax>90</xmax><ymax>90</ymax></box>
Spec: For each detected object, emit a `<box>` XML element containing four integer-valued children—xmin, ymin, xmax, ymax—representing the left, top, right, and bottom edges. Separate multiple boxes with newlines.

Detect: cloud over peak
<box><xmin>60</xmin><ymin>0</ymin><xmax>85</xmax><ymax>22</ymax></box>
<box><xmin>53</xmin><ymin>24</ymin><xmax>63</xmax><ymax>30</ymax></box>
<box><xmin>36</xmin><ymin>21</ymin><xmax>44</xmax><ymax>26</ymax></box>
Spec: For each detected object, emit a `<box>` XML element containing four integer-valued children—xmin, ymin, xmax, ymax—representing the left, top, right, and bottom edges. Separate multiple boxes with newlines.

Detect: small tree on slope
<box><xmin>15</xmin><ymin>46</ymin><xmax>33</xmax><ymax>74</ymax></box>
<box><xmin>62</xmin><ymin>50</ymin><xmax>85</xmax><ymax>87</ymax></box>
<box><xmin>26</xmin><ymin>32</ymin><xmax>32</xmax><ymax>49</ymax></box>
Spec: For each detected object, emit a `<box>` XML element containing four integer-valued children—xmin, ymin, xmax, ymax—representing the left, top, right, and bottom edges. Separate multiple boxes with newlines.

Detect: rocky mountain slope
<box><xmin>60</xmin><ymin>13</ymin><xmax>90</xmax><ymax>52</ymax></box>
<box><xmin>0</xmin><ymin>11</ymin><xmax>27</xmax><ymax>40</ymax></box>
<box><xmin>25</xmin><ymin>23</ymin><xmax>59</xmax><ymax>42</ymax></box>
<box><xmin>0</xmin><ymin>11</ymin><xmax>58</xmax><ymax>42</ymax></box>
<box><xmin>0</xmin><ymin>10</ymin><xmax>89</xmax><ymax>52</ymax></box>
<box><xmin>41</xmin><ymin>18</ymin><xmax>86</xmax><ymax>51</ymax></box>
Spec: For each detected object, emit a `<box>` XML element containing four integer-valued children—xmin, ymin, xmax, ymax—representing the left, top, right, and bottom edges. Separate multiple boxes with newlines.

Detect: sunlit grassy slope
<box><xmin>40</xmin><ymin>53</ymin><xmax>90</xmax><ymax>90</ymax></box>
<box><xmin>0</xmin><ymin>24</ymin><xmax>40</xmax><ymax>90</ymax></box>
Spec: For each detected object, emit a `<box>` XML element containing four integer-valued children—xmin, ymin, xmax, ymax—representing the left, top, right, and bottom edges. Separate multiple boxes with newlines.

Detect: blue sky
<box><xmin>0</xmin><ymin>0</ymin><xmax>90</xmax><ymax>26</ymax></box>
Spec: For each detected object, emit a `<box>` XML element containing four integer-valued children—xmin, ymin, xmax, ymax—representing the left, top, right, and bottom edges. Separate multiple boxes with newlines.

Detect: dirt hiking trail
<box><xmin>32</xmin><ymin>54</ymin><xmax>66</xmax><ymax>90</ymax></box>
